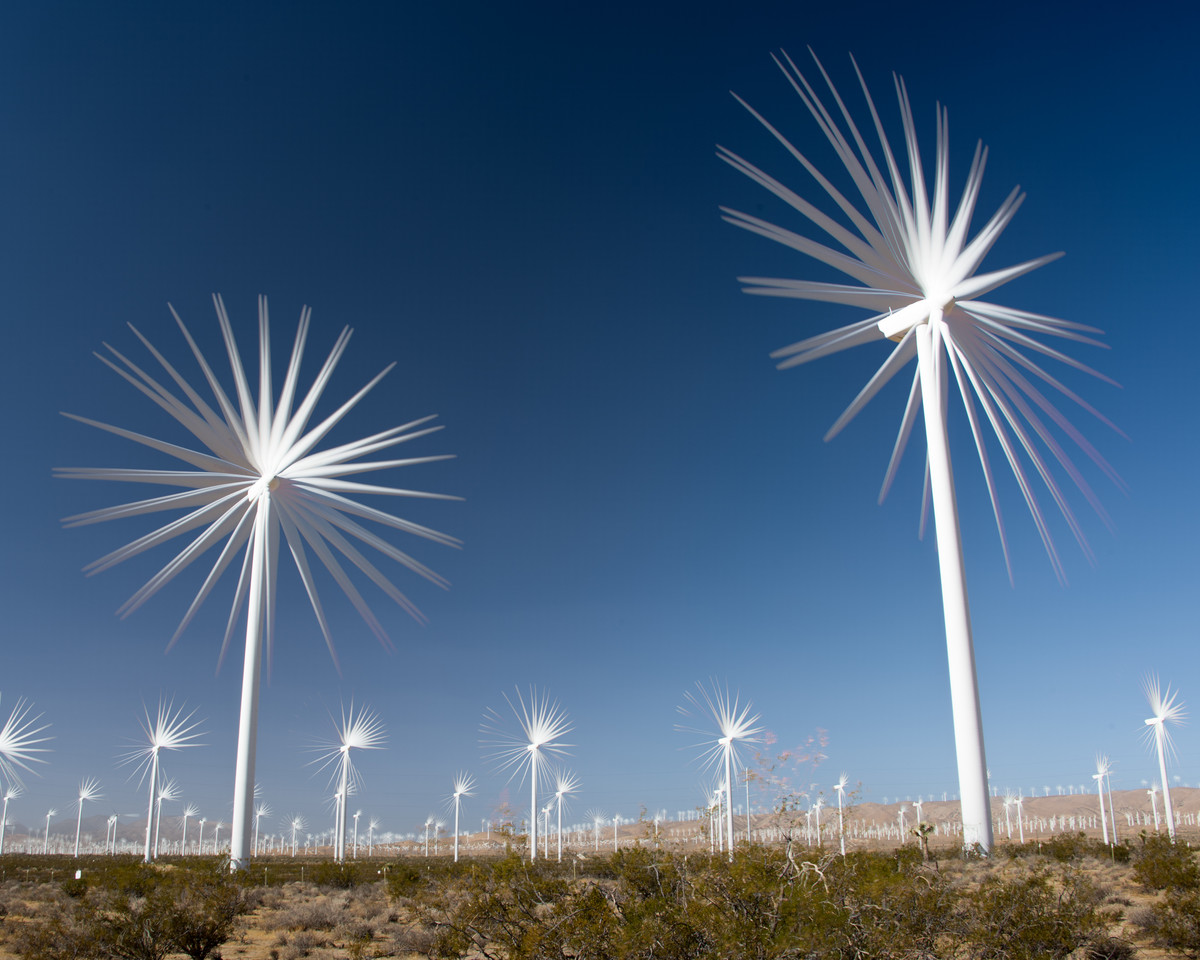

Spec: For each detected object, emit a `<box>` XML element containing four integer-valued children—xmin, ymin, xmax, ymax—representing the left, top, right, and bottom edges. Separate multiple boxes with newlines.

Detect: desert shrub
<box><xmin>277</xmin><ymin>929</ymin><xmax>329</xmax><ymax>960</ymax></box>
<box><xmin>1084</xmin><ymin>936</ymin><xmax>1136</xmax><ymax>960</ymax></box>
<box><xmin>160</xmin><ymin>864</ymin><xmax>250</xmax><ymax>960</ymax></box>
<box><xmin>271</xmin><ymin>897</ymin><xmax>345</xmax><ymax>932</ymax></box>
<box><xmin>58</xmin><ymin>877</ymin><xmax>86</xmax><ymax>899</ymax></box>
<box><xmin>386</xmin><ymin>861</ymin><xmax>424</xmax><ymax>899</ymax></box>
<box><xmin>10</xmin><ymin>898</ymin><xmax>101</xmax><ymax>960</ymax></box>
<box><xmin>92</xmin><ymin>860</ymin><xmax>160</xmax><ymax>898</ymax></box>
<box><xmin>13</xmin><ymin>863</ymin><xmax>248</xmax><ymax>960</ymax></box>
<box><xmin>337</xmin><ymin>919</ymin><xmax>377</xmax><ymax>960</ymax></box>
<box><xmin>1132</xmin><ymin>834</ymin><xmax>1200</xmax><ymax>890</ymax></box>
<box><xmin>390</xmin><ymin>922</ymin><xmax>438</xmax><ymax>955</ymax></box>
<box><xmin>1040</xmin><ymin>832</ymin><xmax>1096</xmax><ymax>862</ymax></box>
<box><xmin>1141</xmin><ymin>887</ymin><xmax>1200</xmax><ymax>956</ymax></box>
<box><xmin>309</xmin><ymin>860</ymin><xmax>364</xmax><ymax>889</ymax></box>
<box><xmin>957</xmin><ymin>866</ymin><xmax>1119</xmax><ymax>960</ymax></box>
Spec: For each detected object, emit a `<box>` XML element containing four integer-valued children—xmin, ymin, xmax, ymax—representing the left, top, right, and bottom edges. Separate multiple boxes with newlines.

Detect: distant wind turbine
<box><xmin>313</xmin><ymin>701</ymin><xmax>385</xmax><ymax>862</ymax></box>
<box><xmin>1093</xmin><ymin>755</ymin><xmax>1112</xmax><ymax>845</ymax></box>
<box><xmin>180</xmin><ymin>803</ymin><xmax>199</xmax><ymax>855</ymax></box>
<box><xmin>447</xmin><ymin>772</ymin><xmax>475</xmax><ymax>863</ymax></box>
<box><xmin>287</xmin><ymin>814</ymin><xmax>307</xmax><ymax>857</ymax></box>
<box><xmin>553</xmin><ymin>769</ymin><xmax>580</xmax><ymax>862</ymax></box>
<box><xmin>834</xmin><ymin>773</ymin><xmax>849</xmax><ymax>856</ymax></box>
<box><xmin>1143</xmin><ymin>675</ymin><xmax>1186</xmax><ymax>840</ymax></box>
<box><xmin>481</xmin><ymin>687</ymin><xmax>573</xmax><ymax>861</ymax></box>
<box><xmin>676</xmin><ymin>680</ymin><xmax>762</xmax><ymax>860</ymax></box>
<box><xmin>0</xmin><ymin>784</ymin><xmax>20</xmax><ymax>855</ymax></box>
<box><xmin>722</xmin><ymin>50</ymin><xmax>1120</xmax><ymax>854</ymax></box>
<box><xmin>121</xmin><ymin>700</ymin><xmax>203</xmax><ymax>862</ymax></box>
<box><xmin>73</xmin><ymin>778</ymin><xmax>103</xmax><ymax>857</ymax></box>
<box><xmin>57</xmin><ymin>295</ymin><xmax>459</xmax><ymax>868</ymax></box>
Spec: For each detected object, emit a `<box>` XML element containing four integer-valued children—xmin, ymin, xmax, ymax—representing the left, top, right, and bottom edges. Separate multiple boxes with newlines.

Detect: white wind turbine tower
<box><xmin>481</xmin><ymin>687</ymin><xmax>573</xmax><ymax>861</ymax></box>
<box><xmin>554</xmin><ymin>769</ymin><xmax>580</xmax><ymax>862</ymax></box>
<box><xmin>677</xmin><ymin>680</ymin><xmax>763</xmax><ymax>860</ymax></box>
<box><xmin>57</xmin><ymin>295</ymin><xmax>459</xmax><ymax>869</ymax></box>
<box><xmin>253</xmin><ymin>802</ymin><xmax>272</xmax><ymax>857</ymax></box>
<box><xmin>1148</xmin><ymin>782</ymin><xmax>1161</xmax><ymax>832</ymax></box>
<box><xmin>722</xmin><ymin>51</ymin><xmax>1121</xmax><ymax>854</ymax></box>
<box><xmin>288</xmin><ymin>815</ymin><xmax>307</xmax><ymax>857</ymax></box>
<box><xmin>180</xmin><ymin>803</ymin><xmax>199</xmax><ymax>855</ymax></box>
<box><xmin>834</xmin><ymin>773</ymin><xmax>849</xmax><ymax>856</ymax></box>
<box><xmin>154</xmin><ymin>779</ymin><xmax>181</xmax><ymax>858</ymax></box>
<box><xmin>43</xmin><ymin>808</ymin><xmax>56</xmax><ymax>854</ymax></box>
<box><xmin>367</xmin><ymin>817</ymin><xmax>379</xmax><ymax>856</ymax></box>
<box><xmin>1093</xmin><ymin>755</ymin><xmax>1111</xmax><ymax>845</ymax></box>
<box><xmin>122</xmin><ymin>700</ymin><xmax>204</xmax><ymax>862</ymax></box>
<box><xmin>447</xmin><ymin>772</ymin><xmax>475</xmax><ymax>863</ymax></box>
<box><xmin>314</xmin><ymin>702</ymin><xmax>386</xmax><ymax>863</ymax></box>
<box><xmin>0</xmin><ymin>785</ymin><xmax>20</xmax><ymax>856</ymax></box>
<box><xmin>73</xmin><ymin>778</ymin><xmax>103</xmax><ymax>857</ymax></box>
<box><xmin>1143</xmin><ymin>675</ymin><xmax>1186</xmax><ymax>841</ymax></box>
<box><xmin>587</xmin><ymin>808</ymin><xmax>606</xmax><ymax>852</ymax></box>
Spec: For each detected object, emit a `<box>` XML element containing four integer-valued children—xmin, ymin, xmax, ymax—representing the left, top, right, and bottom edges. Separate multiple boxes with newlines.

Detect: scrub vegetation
<box><xmin>0</xmin><ymin>834</ymin><xmax>1196</xmax><ymax>959</ymax></box>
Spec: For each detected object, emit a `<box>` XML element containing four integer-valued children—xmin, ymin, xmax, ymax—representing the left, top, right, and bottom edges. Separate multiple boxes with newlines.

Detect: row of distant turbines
<box><xmin>0</xmin><ymin>670</ymin><xmax>1181</xmax><ymax>863</ymax></box>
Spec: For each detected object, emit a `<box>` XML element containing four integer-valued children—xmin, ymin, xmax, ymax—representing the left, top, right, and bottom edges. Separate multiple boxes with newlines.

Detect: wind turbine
<box><xmin>313</xmin><ymin>702</ymin><xmax>386</xmax><ymax>862</ymax></box>
<box><xmin>154</xmin><ymin>778</ymin><xmax>181</xmax><ymax>858</ymax></box>
<box><xmin>676</xmin><ymin>680</ymin><xmax>762</xmax><ymax>860</ymax></box>
<box><xmin>553</xmin><ymin>769</ymin><xmax>580</xmax><ymax>862</ymax></box>
<box><xmin>121</xmin><ymin>700</ymin><xmax>203</xmax><ymax>862</ymax></box>
<box><xmin>58</xmin><ymin>295</ymin><xmax>458</xmax><ymax>868</ymax></box>
<box><xmin>0</xmin><ymin>696</ymin><xmax>51</xmax><ymax>789</ymax></box>
<box><xmin>0</xmin><ymin>784</ymin><xmax>20</xmax><ymax>855</ymax></box>
<box><xmin>73</xmin><ymin>778</ymin><xmax>103</xmax><ymax>857</ymax></box>
<box><xmin>722</xmin><ymin>50</ymin><xmax>1120</xmax><ymax>854</ymax></box>
<box><xmin>447</xmin><ymin>772</ymin><xmax>475</xmax><ymax>863</ymax></box>
<box><xmin>481</xmin><ymin>687</ymin><xmax>573</xmax><ymax>861</ymax></box>
<box><xmin>834</xmin><ymin>773</ymin><xmax>849</xmax><ymax>856</ymax></box>
<box><xmin>180</xmin><ymin>803</ymin><xmax>199</xmax><ymax>855</ymax></box>
<box><xmin>1093</xmin><ymin>755</ymin><xmax>1111</xmax><ymax>845</ymax></box>
<box><xmin>1143</xmin><ymin>675</ymin><xmax>1186</xmax><ymax>840</ymax></box>
<box><xmin>253</xmin><ymin>802</ymin><xmax>272</xmax><ymax>857</ymax></box>
<box><xmin>287</xmin><ymin>814</ymin><xmax>307</xmax><ymax>857</ymax></box>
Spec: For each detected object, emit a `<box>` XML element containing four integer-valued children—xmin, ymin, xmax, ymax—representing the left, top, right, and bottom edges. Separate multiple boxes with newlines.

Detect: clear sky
<box><xmin>1</xmin><ymin>1</ymin><xmax>1196</xmax><ymax>843</ymax></box>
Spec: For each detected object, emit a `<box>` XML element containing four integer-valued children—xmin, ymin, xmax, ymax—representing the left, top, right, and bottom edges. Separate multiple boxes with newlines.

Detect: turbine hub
<box><xmin>246</xmin><ymin>475</ymin><xmax>281</xmax><ymax>502</ymax></box>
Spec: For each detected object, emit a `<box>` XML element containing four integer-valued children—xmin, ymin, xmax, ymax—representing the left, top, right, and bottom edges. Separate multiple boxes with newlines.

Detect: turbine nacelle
<box><xmin>876</xmin><ymin>295</ymin><xmax>957</xmax><ymax>343</ymax></box>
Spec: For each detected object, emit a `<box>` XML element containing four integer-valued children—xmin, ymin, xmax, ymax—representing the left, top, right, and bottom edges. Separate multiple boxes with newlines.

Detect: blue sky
<box><xmin>0</xmin><ymin>1</ymin><xmax>1196</xmax><ymax>843</ymax></box>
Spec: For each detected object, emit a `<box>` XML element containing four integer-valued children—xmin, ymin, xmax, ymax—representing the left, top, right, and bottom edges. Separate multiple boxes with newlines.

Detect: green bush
<box><xmin>386</xmin><ymin>860</ymin><xmax>424</xmax><ymax>899</ymax></box>
<box><xmin>1141</xmin><ymin>887</ymin><xmax>1200</xmax><ymax>956</ymax></box>
<box><xmin>958</xmin><ymin>866</ymin><xmax>1118</xmax><ymax>960</ymax></box>
<box><xmin>1132</xmin><ymin>834</ymin><xmax>1200</xmax><ymax>890</ymax></box>
<box><xmin>13</xmin><ymin>862</ymin><xmax>248</xmax><ymax>960</ymax></box>
<box><xmin>308</xmin><ymin>860</ymin><xmax>364</xmax><ymax>889</ymax></box>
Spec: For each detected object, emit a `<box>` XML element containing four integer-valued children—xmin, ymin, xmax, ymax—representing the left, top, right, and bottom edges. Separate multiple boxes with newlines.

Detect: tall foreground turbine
<box><xmin>722</xmin><ymin>51</ymin><xmax>1120</xmax><ymax>853</ymax></box>
<box><xmin>58</xmin><ymin>295</ymin><xmax>458</xmax><ymax>868</ymax></box>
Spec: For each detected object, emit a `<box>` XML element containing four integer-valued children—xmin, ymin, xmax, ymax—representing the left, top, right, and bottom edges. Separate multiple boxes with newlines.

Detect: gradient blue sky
<box><xmin>1</xmin><ymin>1</ymin><xmax>1196</xmax><ymax>842</ymax></box>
